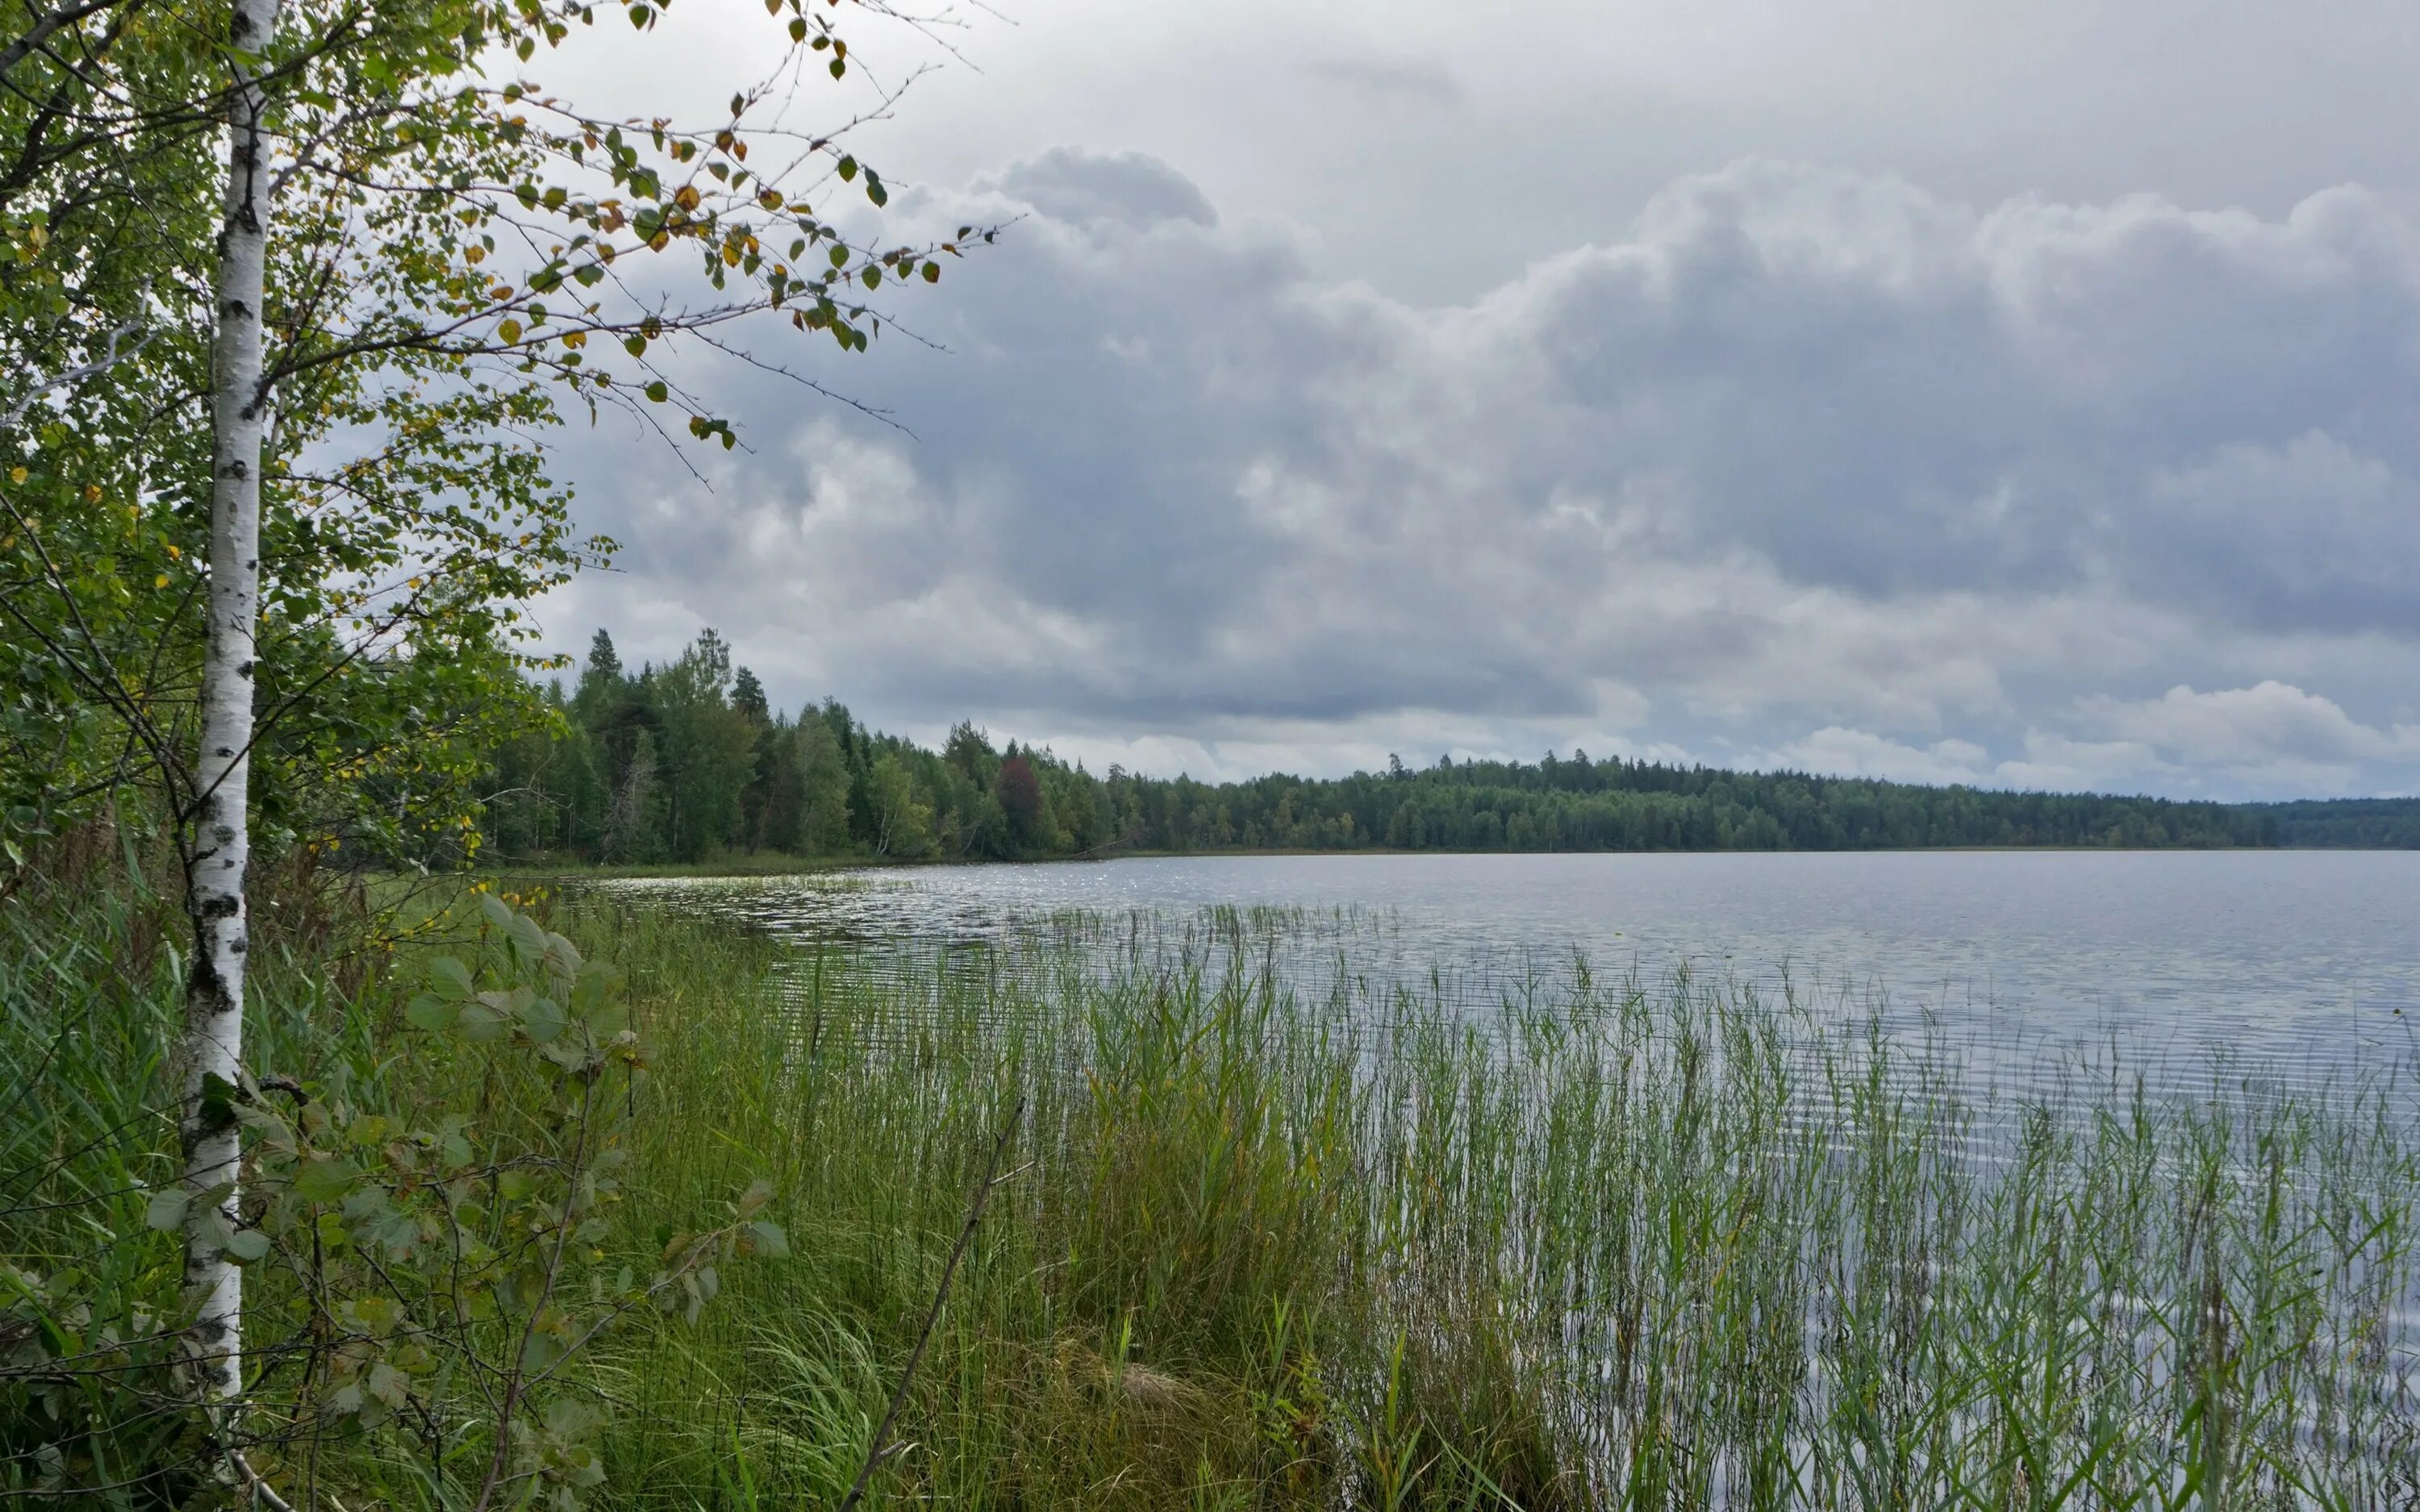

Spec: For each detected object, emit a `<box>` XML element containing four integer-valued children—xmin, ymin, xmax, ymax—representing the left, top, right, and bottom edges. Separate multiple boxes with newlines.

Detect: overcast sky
<box><xmin>530</xmin><ymin>1</ymin><xmax>2420</xmax><ymax>799</ymax></box>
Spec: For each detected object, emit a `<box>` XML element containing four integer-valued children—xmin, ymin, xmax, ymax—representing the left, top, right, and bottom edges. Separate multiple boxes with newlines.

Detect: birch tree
<box><xmin>178</xmin><ymin>0</ymin><xmax>278</xmax><ymax>1434</ymax></box>
<box><xmin>2</xmin><ymin>0</ymin><xmax>985</xmax><ymax>1485</ymax></box>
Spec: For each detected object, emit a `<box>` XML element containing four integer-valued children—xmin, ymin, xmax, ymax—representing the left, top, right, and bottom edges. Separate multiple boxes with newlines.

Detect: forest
<box><xmin>2237</xmin><ymin>797</ymin><xmax>2420</xmax><ymax>848</ymax></box>
<box><xmin>480</xmin><ymin>626</ymin><xmax>2280</xmax><ymax>865</ymax></box>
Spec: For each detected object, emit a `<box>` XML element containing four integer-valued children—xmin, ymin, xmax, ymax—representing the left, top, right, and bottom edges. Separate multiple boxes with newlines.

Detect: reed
<box><xmin>567</xmin><ymin>896</ymin><xmax>2420</xmax><ymax>1510</ymax></box>
<box><xmin>6</xmin><ymin>865</ymin><xmax>2417</xmax><ymax>1509</ymax></box>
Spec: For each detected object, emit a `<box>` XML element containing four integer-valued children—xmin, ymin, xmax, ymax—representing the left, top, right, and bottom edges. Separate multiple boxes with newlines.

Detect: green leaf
<box><xmin>428</xmin><ymin>956</ymin><xmax>474</xmax><ymax>1002</ymax></box>
<box><xmin>193</xmin><ymin>1206</ymin><xmax>234</xmax><ymax>1255</ymax></box>
<box><xmin>570</xmin><ymin>960</ymin><xmax>620</xmax><ymax>1017</ymax></box>
<box><xmin>226</xmin><ymin>1229</ymin><xmax>273</xmax><ymax>1263</ymax></box>
<box><xmin>589</xmin><ymin>999</ymin><xmax>632</xmax><ymax>1040</ymax></box>
<box><xmin>145</xmin><ymin>1187</ymin><xmax>190</xmax><ymax>1231</ymax></box>
<box><xmin>865</xmin><ymin>173</ymin><xmax>887</xmax><ymax>208</ymax></box>
<box><xmin>522</xmin><ymin>1331</ymin><xmax>568</xmax><ymax>1372</ymax></box>
<box><xmin>294</xmin><ymin>1156</ymin><xmax>357</xmax><ymax>1204</ymax></box>
<box><xmin>749</xmin><ymin>1220</ymin><xmax>790</xmax><ymax>1259</ymax></box>
<box><xmin>406</xmin><ymin>993</ymin><xmax>459</xmax><ymax>1031</ymax></box>
<box><xmin>628</xmin><ymin>3</ymin><xmax>649</xmax><ymax>27</ymax></box>
<box><xmin>198</xmin><ymin>1072</ymin><xmax>239</xmax><ymax>1133</ymax></box>
<box><xmin>836</xmin><ymin>155</ymin><xmax>857</xmax><ymax>182</ymax></box>
<box><xmin>645</xmin><ymin>380</ymin><xmax>670</xmax><ymax>403</ymax></box>
<box><xmin>368</xmin><ymin>1361</ymin><xmax>411</xmax><ymax>1408</ymax></box>
<box><xmin>460</xmin><ymin>1000</ymin><xmax>513</xmax><ymax>1042</ymax></box>
<box><xmin>523</xmin><ymin>995</ymin><xmax>568</xmax><ymax>1043</ymax></box>
<box><xmin>507</xmin><ymin>910</ymin><xmax>550</xmax><ymax>961</ymax></box>
<box><xmin>624</xmin><ymin>334</ymin><xmax>648</xmax><ymax>357</ymax></box>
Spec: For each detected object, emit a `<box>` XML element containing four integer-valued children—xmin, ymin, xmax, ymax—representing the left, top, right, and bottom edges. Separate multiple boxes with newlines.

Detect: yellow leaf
<box><xmin>155</xmin><ymin>573</ymin><xmax>169</xmax><ymax>589</ymax></box>
<box><xmin>6</xmin><ymin>467</ymin><xmax>23</xmax><ymax>484</ymax></box>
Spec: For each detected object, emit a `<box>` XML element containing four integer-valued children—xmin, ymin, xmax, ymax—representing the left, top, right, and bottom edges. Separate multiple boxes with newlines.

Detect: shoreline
<box><xmin>499</xmin><ymin>839</ymin><xmax>2401</xmax><ymax>881</ymax></box>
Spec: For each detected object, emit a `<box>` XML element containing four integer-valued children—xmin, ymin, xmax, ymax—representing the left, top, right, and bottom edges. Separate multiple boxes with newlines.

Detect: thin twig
<box><xmin>837</xmin><ymin>1095</ymin><xmax>1024</xmax><ymax>1512</ymax></box>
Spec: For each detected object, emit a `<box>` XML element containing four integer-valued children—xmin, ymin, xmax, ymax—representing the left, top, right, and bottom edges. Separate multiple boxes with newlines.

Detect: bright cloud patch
<box><xmin>1758</xmin><ymin>729</ymin><xmax>1991</xmax><ymax>787</ymax></box>
<box><xmin>2081</xmin><ymin>682</ymin><xmax>2420</xmax><ymax>790</ymax></box>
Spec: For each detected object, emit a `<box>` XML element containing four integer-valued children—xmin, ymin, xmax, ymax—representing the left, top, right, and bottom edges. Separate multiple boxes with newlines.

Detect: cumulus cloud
<box><xmin>2079</xmin><ymin>682</ymin><xmax>2420</xmax><ymax>790</ymax></box>
<box><xmin>1757</xmin><ymin>729</ymin><xmax>1990</xmax><ymax>786</ymax></box>
<box><xmin>1988</xmin><ymin>735</ymin><xmax>2172</xmax><ymax>795</ymax></box>
<box><xmin>541</xmin><ymin>151</ymin><xmax>2420</xmax><ymax>798</ymax></box>
<box><xmin>978</xmin><ymin>148</ymin><xmax>1217</xmax><ymax>230</ymax></box>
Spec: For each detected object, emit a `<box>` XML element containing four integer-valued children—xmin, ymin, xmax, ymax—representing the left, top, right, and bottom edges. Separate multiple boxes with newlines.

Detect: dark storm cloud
<box><xmin>543</xmin><ymin>152</ymin><xmax>2420</xmax><ymax>797</ymax></box>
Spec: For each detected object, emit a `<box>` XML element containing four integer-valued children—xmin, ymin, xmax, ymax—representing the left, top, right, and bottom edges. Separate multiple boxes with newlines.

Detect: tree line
<box><xmin>2236</xmin><ymin>798</ymin><xmax>2420</xmax><ymax>848</ymax></box>
<box><xmin>482</xmin><ymin>626</ymin><xmax>2280</xmax><ymax>865</ymax></box>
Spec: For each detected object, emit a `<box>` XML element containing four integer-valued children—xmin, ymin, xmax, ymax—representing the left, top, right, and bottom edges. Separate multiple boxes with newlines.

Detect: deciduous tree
<box><xmin>2</xmin><ymin>0</ymin><xmax>987</xmax><ymax>1489</ymax></box>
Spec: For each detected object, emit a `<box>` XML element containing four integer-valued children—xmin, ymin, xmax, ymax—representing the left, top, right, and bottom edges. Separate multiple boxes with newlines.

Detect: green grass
<box><xmin>567</xmin><ymin>896</ymin><xmax>2420</xmax><ymax>1509</ymax></box>
<box><xmin>6</xmin><ymin>856</ymin><xmax>2418</xmax><ymax>1509</ymax></box>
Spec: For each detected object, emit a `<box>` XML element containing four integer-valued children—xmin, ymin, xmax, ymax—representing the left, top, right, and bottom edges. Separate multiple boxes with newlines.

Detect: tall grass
<box><xmin>6</xmin><ymin>860</ymin><xmax>2418</xmax><ymax>1508</ymax></box>
<box><xmin>568</xmin><ymin>897</ymin><xmax>2420</xmax><ymax>1510</ymax></box>
<box><xmin>1</xmin><ymin>845</ymin><xmax>384</xmax><ymax>1501</ymax></box>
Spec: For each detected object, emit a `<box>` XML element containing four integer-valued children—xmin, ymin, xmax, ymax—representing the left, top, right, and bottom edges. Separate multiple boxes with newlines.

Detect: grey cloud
<box><xmin>2134</xmin><ymin>433</ymin><xmax>2420</xmax><ymax>635</ymax></box>
<box><xmin>979</xmin><ymin>148</ymin><xmax>1216</xmax><ymax>229</ymax></box>
<box><xmin>1304</xmin><ymin>55</ymin><xmax>1462</xmax><ymax>108</ymax></box>
<box><xmin>541</xmin><ymin>149</ymin><xmax>2420</xmax><ymax>798</ymax></box>
<box><xmin>1469</xmin><ymin>169</ymin><xmax>2420</xmax><ymax>620</ymax></box>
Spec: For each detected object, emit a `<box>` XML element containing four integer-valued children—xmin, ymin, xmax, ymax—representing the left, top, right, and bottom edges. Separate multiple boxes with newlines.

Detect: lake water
<box><xmin>615</xmin><ymin>849</ymin><xmax>2420</xmax><ymax>1098</ymax></box>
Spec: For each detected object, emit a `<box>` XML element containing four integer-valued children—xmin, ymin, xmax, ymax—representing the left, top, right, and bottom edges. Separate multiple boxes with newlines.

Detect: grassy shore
<box><xmin>7</xmin><ymin>864</ymin><xmax>2419</xmax><ymax>1508</ymax></box>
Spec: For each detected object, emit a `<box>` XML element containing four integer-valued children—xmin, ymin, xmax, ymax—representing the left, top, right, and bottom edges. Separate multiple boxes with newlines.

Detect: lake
<box><xmin>612</xmin><ymin>848</ymin><xmax>2420</xmax><ymax>1098</ymax></box>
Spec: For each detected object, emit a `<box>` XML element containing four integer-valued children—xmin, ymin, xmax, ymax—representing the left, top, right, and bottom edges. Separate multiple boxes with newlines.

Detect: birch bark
<box><xmin>180</xmin><ymin>0</ymin><xmax>282</xmax><ymax>1414</ymax></box>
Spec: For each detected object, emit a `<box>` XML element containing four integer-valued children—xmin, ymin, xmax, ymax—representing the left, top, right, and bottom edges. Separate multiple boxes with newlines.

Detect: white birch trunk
<box><xmin>181</xmin><ymin>0</ymin><xmax>282</xmax><ymax>1416</ymax></box>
